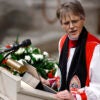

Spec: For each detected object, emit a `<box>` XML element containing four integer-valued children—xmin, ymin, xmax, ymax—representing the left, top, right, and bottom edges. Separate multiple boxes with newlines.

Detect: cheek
<box><xmin>77</xmin><ymin>22</ymin><xmax>84</xmax><ymax>32</ymax></box>
<box><xmin>61</xmin><ymin>25</ymin><xmax>68</xmax><ymax>32</ymax></box>
<box><xmin>79</xmin><ymin>20</ymin><xmax>84</xmax><ymax>29</ymax></box>
<box><xmin>78</xmin><ymin>25</ymin><xmax>84</xmax><ymax>33</ymax></box>
<box><xmin>61</xmin><ymin>24</ymin><xmax>65</xmax><ymax>29</ymax></box>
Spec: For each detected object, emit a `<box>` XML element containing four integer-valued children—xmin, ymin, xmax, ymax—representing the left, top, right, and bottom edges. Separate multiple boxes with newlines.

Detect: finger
<box><xmin>54</xmin><ymin>94</ymin><xmax>63</xmax><ymax>100</ymax></box>
<box><xmin>56</xmin><ymin>90</ymin><xmax>70</xmax><ymax>99</ymax></box>
<box><xmin>56</xmin><ymin>93</ymin><xmax>68</xmax><ymax>99</ymax></box>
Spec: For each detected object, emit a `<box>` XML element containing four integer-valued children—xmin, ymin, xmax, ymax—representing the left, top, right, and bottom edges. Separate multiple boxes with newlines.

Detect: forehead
<box><xmin>61</xmin><ymin>12</ymin><xmax>80</xmax><ymax>22</ymax></box>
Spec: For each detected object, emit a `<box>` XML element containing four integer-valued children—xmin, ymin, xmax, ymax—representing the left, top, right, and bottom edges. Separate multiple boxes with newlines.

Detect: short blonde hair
<box><xmin>56</xmin><ymin>0</ymin><xmax>85</xmax><ymax>22</ymax></box>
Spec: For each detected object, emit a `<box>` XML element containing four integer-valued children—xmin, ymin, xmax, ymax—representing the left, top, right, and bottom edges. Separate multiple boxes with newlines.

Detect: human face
<box><xmin>61</xmin><ymin>12</ymin><xmax>85</xmax><ymax>40</ymax></box>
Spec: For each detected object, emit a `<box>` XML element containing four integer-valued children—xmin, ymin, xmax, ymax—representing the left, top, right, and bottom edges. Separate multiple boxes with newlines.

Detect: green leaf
<box><xmin>32</xmin><ymin>48</ymin><xmax>41</xmax><ymax>54</ymax></box>
<box><xmin>37</xmin><ymin>68</ymin><xmax>47</xmax><ymax>79</ymax></box>
<box><xmin>0</xmin><ymin>54</ymin><xmax>3</xmax><ymax>61</ymax></box>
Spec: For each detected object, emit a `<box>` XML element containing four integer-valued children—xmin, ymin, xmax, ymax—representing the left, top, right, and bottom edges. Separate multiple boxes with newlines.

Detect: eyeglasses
<box><xmin>62</xmin><ymin>18</ymin><xmax>82</xmax><ymax>27</ymax></box>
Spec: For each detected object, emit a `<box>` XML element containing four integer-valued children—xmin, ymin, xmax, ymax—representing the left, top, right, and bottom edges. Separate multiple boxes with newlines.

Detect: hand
<box><xmin>54</xmin><ymin>90</ymin><xmax>74</xmax><ymax>100</ymax></box>
<box><xmin>40</xmin><ymin>77</ymin><xmax>50</xmax><ymax>86</ymax></box>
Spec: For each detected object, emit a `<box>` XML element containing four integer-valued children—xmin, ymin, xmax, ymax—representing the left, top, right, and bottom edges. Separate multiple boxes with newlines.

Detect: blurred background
<box><xmin>0</xmin><ymin>0</ymin><xmax>100</xmax><ymax>60</ymax></box>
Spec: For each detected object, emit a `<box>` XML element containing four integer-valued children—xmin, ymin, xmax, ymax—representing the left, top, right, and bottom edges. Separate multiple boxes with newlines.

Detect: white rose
<box><xmin>28</xmin><ymin>47</ymin><xmax>33</xmax><ymax>53</ymax></box>
<box><xmin>54</xmin><ymin>63</ymin><xmax>58</xmax><ymax>69</ymax></box>
<box><xmin>25</xmin><ymin>55</ymin><xmax>31</xmax><ymax>61</ymax></box>
<box><xmin>32</xmin><ymin>54</ymin><xmax>43</xmax><ymax>61</ymax></box>
<box><xmin>43</xmin><ymin>51</ymin><xmax>49</xmax><ymax>57</ymax></box>
<box><xmin>15</xmin><ymin>48</ymin><xmax>25</xmax><ymax>55</ymax></box>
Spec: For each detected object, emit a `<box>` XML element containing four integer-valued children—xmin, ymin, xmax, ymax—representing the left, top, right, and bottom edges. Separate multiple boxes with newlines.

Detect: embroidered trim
<box><xmin>69</xmin><ymin>75</ymin><xmax>81</xmax><ymax>91</ymax></box>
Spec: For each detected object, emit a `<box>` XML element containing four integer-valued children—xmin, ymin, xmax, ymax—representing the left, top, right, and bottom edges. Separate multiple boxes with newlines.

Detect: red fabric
<box><xmin>72</xmin><ymin>90</ymin><xmax>87</xmax><ymax>100</ymax></box>
<box><xmin>86</xmin><ymin>33</ymin><xmax>100</xmax><ymax>43</ymax></box>
<box><xmin>85</xmin><ymin>42</ymin><xmax>98</xmax><ymax>86</ymax></box>
<box><xmin>79</xmin><ymin>92</ymin><xmax>87</xmax><ymax>100</ymax></box>
<box><xmin>59</xmin><ymin>34</ymin><xmax>67</xmax><ymax>53</ymax></box>
<box><xmin>85</xmin><ymin>33</ymin><xmax>100</xmax><ymax>86</ymax></box>
<box><xmin>68</xmin><ymin>40</ymin><xmax>77</xmax><ymax>48</ymax></box>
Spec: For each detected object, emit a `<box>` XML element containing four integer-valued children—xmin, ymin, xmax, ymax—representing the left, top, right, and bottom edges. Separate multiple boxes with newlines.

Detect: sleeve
<box><xmin>85</xmin><ymin>44</ymin><xmax>100</xmax><ymax>100</ymax></box>
<box><xmin>72</xmin><ymin>44</ymin><xmax>100</xmax><ymax>100</ymax></box>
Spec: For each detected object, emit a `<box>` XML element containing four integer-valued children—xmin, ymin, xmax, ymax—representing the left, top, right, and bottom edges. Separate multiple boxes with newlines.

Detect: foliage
<box><xmin>0</xmin><ymin>44</ymin><xmax>58</xmax><ymax>79</ymax></box>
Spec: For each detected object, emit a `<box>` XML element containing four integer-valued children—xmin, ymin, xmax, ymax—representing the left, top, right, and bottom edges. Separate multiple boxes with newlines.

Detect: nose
<box><xmin>69</xmin><ymin>22</ymin><xmax>74</xmax><ymax>28</ymax></box>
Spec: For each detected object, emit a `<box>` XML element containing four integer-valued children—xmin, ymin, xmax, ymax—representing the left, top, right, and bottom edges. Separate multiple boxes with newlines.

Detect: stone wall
<box><xmin>0</xmin><ymin>0</ymin><xmax>100</xmax><ymax>58</ymax></box>
<box><xmin>0</xmin><ymin>0</ymin><xmax>99</xmax><ymax>33</ymax></box>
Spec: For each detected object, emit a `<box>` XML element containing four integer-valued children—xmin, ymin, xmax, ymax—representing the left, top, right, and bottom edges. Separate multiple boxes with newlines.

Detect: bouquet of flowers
<box><xmin>0</xmin><ymin>41</ymin><xmax>59</xmax><ymax>80</ymax></box>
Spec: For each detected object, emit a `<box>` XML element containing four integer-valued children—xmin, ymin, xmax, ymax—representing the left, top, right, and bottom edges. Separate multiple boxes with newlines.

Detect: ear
<box><xmin>82</xmin><ymin>19</ymin><xmax>85</xmax><ymax>25</ymax></box>
<box><xmin>81</xmin><ymin>16</ymin><xmax>85</xmax><ymax>23</ymax></box>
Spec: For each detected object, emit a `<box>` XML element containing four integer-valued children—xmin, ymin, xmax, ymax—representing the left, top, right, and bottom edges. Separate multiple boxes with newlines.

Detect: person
<box><xmin>53</xmin><ymin>0</ymin><xmax>100</xmax><ymax>100</ymax></box>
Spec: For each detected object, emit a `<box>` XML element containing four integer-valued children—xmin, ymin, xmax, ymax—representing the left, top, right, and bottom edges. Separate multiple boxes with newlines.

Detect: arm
<box><xmin>82</xmin><ymin>44</ymin><xmax>100</xmax><ymax>100</ymax></box>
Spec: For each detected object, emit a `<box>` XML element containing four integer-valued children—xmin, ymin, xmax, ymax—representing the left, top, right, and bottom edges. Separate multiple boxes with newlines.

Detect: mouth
<box><xmin>69</xmin><ymin>30</ymin><xmax>77</xmax><ymax>35</ymax></box>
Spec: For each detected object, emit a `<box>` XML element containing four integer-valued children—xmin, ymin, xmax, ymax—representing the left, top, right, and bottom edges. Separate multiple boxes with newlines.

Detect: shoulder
<box><xmin>59</xmin><ymin>34</ymin><xmax>67</xmax><ymax>44</ymax></box>
<box><xmin>58</xmin><ymin>34</ymin><xmax>67</xmax><ymax>52</ymax></box>
<box><xmin>87</xmin><ymin>33</ymin><xmax>100</xmax><ymax>43</ymax></box>
<box><xmin>86</xmin><ymin>33</ymin><xmax>100</xmax><ymax>49</ymax></box>
<box><xmin>86</xmin><ymin>41</ymin><xmax>99</xmax><ymax>57</ymax></box>
<box><xmin>85</xmin><ymin>38</ymin><xmax>100</xmax><ymax>73</ymax></box>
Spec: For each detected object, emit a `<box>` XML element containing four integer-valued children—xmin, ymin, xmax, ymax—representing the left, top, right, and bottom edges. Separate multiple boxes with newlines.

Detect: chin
<box><xmin>68</xmin><ymin>36</ymin><xmax>79</xmax><ymax>40</ymax></box>
<box><xmin>69</xmin><ymin>34</ymin><xmax>79</xmax><ymax>40</ymax></box>
<box><xmin>68</xmin><ymin>31</ymin><xmax>80</xmax><ymax>40</ymax></box>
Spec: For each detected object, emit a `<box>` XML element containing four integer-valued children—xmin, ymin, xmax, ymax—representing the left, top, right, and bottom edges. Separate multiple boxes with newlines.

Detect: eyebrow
<box><xmin>63</xmin><ymin>18</ymin><xmax>80</xmax><ymax>23</ymax></box>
